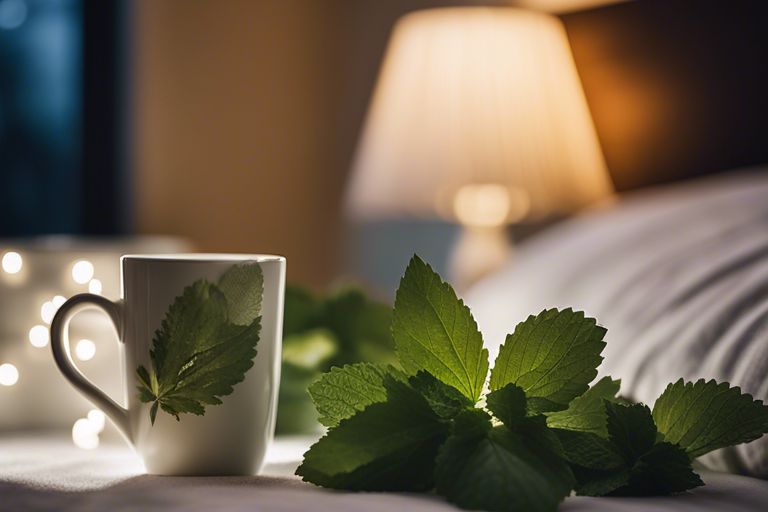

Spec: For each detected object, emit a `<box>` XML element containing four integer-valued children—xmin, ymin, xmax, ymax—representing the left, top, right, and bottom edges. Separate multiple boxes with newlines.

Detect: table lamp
<box><xmin>346</xmin><ymin>7</ymin><xmax>613</xmax><ymax>290</ymax></box>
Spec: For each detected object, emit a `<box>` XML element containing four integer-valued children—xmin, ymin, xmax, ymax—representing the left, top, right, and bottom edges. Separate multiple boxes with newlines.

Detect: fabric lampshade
<box><xmin>346</xmin><ymin>7</ymin><xmax>613</xmax><ymax>225</ymax></box>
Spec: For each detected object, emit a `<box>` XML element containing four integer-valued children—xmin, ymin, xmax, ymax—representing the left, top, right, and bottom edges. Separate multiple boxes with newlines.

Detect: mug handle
<box><xmin>50</xmin><ymin>293</ymin><xmax>131</xmax><ymax>440</ymax></box>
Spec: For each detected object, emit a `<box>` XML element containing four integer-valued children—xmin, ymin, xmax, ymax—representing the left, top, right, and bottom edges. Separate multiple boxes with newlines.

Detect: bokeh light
<box><xmin>40</xmin><ymin>301</ymin><xmax>56</xmax><ymax>324</ymax></box>
<box><xmin>0</xmin><ymin>363</ymin><xmax>19</xmax><ymax>386</ymax></box>
<box><xmin>88</xmin><ymin>278</ymin><xmax>103</xmax><ymax>295</ymax></box>
<box><xmin>72</xmin><ymin>418</ymin><xmax>99</xmax><ymax>450</ymax></box>
<box><xmin>71</xmin><ymin>260</ymin><xmax>94</xmax><ymax>284</ymax></box>
<box><xmin>75</xmin><ymin>339</ymin><xmax>96</xmax><ymax>361</ymax></box>
<box><xmin>87</xmin><ymin>409</ymin><xmax>106</xmax><ymax>433</ymax></box>
<box><xmin>28</xmin><ymin>325</ymin><xmax>49</xmax><ymax>348</ymax></box>
<box><xmin>0</xmin><ymin>0</ymin><xmax>28</xmax><ymax>30</ymax></box>
<box><xmin>1</xmin><ymin>251</ymin><xmax>23</xmax><ymax>274</ymax></box>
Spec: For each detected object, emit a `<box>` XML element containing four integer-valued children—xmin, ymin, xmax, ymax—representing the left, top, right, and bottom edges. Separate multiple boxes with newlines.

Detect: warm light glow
<box><xmin>71</xmin><ymin>260</ymin><xmax>94</xmax><ymax>284</ymax></box>
<box><xmin>87</xmin><ymin>409</ymin><xmax>106</xmax><ymax>433</ymax></box>
<box><xmin>28</xmin><ymin>325</ymin><xmax>49</xmax><ymax>348</ymax></box>
<box><xmin>1</xmin><ymin>251</ymin><xmax>23</xmax><ymax>274</ymax></box>
<box><xmin>347</xmin><ymin>7</ymin><xmax>612</xmax><ymax>220</ymax></box>
<box><xmin>72</xmin><ymin>418</ymin><xmax>99</xmax><ymax>450</ymax></box>
<box><xmin>265</xmin><ymin>438</ymin><xmax>318</xmax><ymax>464</ymax></box>
<box><xmin>0</xmin><ymin>363</ymin><xmax>19</xmax><ymax>386</ymax></box>
<box><xmin>75</xmin><ymin>339</ymin><xmax>96</xmax><ymax>361</ymax></box>
<box><xmin>88</xmin><ymin>279</ymin><xmax>103</xmax><ymax>295</ymax></box>
<box><xmin>452</xmin><ymin>184</ymin><xmax>531</xmax><ymax>227</ymax></box>
<box><xmin>40</xmin><ymin>301</ymin><xmax>57</xmax><ymax>324</ymax></box>
<box><xmin>41</xmin><ymin>295</ymin><xmax>67</xmax><ymax>324</ymax></box>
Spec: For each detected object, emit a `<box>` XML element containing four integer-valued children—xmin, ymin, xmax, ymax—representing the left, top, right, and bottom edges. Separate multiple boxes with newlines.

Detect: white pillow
<box><xmin>466</xmin><ymin>169</ymin><xmax>768</xmax><ymax>477</ymax></box>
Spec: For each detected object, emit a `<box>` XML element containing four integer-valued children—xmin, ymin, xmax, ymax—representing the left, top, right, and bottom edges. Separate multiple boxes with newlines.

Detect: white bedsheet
<box><xmin>466</xmin><ymin>169</ymin><xmax>768</xmax><ymax>478</ymax></box>
<box><xmin>2</xmin><ymin>433</ymin><xmax>767</xmax><ymax>512</ymax></box>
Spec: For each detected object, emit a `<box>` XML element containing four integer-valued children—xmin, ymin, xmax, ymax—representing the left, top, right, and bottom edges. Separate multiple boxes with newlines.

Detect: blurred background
<box><xmin>2</xmin><ymin>0</ymin><xmax>766</xmax><ymax>293</ymax></box>
<box><xmin>2</xmin><ymin>0</ymin><xmax>768</xmax><ymax>441</ymax></box>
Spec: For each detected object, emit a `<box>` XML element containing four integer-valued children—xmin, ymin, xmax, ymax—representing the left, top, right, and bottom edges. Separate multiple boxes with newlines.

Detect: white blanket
<box><xmin>467</xmin><ymin>169</ymin><xmax>768</xmax><ymax>477</ymax></box>
<box><xmin>2</xmin><ymin>433</ymin><xmax>768</xmax><ymax>512</ymax></box>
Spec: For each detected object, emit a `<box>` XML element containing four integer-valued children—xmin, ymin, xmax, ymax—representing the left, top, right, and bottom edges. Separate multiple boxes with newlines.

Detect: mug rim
<box><xmin>121</xmin><ymin>253</ymin><xmax>285</xmax><ymax>263</ymax></box>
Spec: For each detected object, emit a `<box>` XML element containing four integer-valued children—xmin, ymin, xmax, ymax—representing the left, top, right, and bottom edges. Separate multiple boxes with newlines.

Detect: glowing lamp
<box><xmin>346</xmin><ymin>7</ymin><xmax>613</xmax><ymax>288</ymax></box>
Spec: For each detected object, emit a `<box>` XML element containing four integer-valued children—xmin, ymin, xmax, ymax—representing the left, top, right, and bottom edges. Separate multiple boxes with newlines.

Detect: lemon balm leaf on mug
<box><xmin>218</xmin><ymin>262</ymin><xmax>264</xmax><ymax>325</ymax></box>
<box><xmin>136</xmin><ymin>265</ymin><xmax>263</xmax><ymax>425</ymax></box>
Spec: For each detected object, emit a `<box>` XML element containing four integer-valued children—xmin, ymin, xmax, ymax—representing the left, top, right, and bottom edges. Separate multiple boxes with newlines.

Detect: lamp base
<box><xmin>448</xmin><ymin>224</ymin><xmax>511</xmax><ymax>292</ymax></box>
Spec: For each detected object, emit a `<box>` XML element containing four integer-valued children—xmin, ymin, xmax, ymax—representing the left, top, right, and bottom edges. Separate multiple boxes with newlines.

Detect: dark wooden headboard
<box><xmin>561</xmin><ymin>0</ymin><xmax>768</xmax><ymax>191</ymax></box>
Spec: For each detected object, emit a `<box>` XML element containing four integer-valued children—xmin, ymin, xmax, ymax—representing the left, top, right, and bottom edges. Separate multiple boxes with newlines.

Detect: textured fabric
<box><xmin>2</xmin><ymin>433</ymin><xmax>768</xmax><ymax>511</ymax></box>
<box><xmin>466</xmin><ymin>169</ymin><xmax>768</xmax><ymax>477</ymax></box>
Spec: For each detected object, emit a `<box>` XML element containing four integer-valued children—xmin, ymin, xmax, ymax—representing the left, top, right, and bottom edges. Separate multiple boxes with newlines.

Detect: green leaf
<box><xmin>217</xmin><ymin>262</ymin><xmax>263</xmax><ymax>325</ymax></box>
<box><xmin>276</xmin><ymin>362</ymin><xmax>322</xmax><ymax>435</ymax></box>
<box><xmin>572</xmin><ymin>466</ymin><xmax>630</xmax><ymax>497</ymax></box>
<box><xmin>486</xmin><ymin>383</ymin><xmax>528</xmax><ymax>429</ymax></box>
<box><xmin>652</xmin><ymin>378</ymin><xmax>768</xmax><ymax>458</ymax></box>
<box><xmin>546</xmin><ymin>377</ymin><xmax>621</xmax><ymax>437</ymax></box>
<box><xmin>278</xmin><ymin>283</ymin><xmax>395</xmax><ymax>435</ymax></box>
<box><xmin>566</xmin><ymin>403</ymin><xmax>705</xmax><ymax>497</ymax></box>
<box><xmin>392</xmin><ymin>255</ymin><xmax>488</xmax><ymax>402</ymax></box>
<box><xmin>308</xmin><ymin>363</ymin><xmax>405</xmax><ymax>427</ymax></box>
<box><xmin>408</xmin><ymin>371</ymin><xmax>473</xmax><ymax>420</ymax></box>
<box><xmin>552</xmin><ymin>429</ymin><xmax>624</xmax><ymax>470</ymax></box>
<box><xmin>606</xmin><ymin>402</ymin><xmax>658</xmax><ymax>464</ymax></box>
<box><xmin>434</xmin><ymin>409</ymin><xmax>494</xmax><ymax>491</ymax></box>
<box><xmin>135</xmin><ymin>277</ymin><xmax>261</xmax><ymax>424</ymax></box>
<box><xmin>571</xmin><ymin>442</ymin><xmax>703</xmax><ymax>497</ymax></box>
<box><xmin>617</xmin><ymin>442</ymin><xmax>703</xmax><ymax>496</ymax></box>
<box><xmin>489</xmin><ymin>308</ymin><xmax>606</xmax><ymax>414</ymax></box>
<box><xmin>435</xmin><ymin>421</ymin><xmax>574</xmax><ymax>512</ymax></box>
<box><xmin>282</xmin><ymin>285</ymin><xmax>324</xmax><ymax>336</ymax></box>
<box><xmin>322</xmin><ymin>286</ymin><xmax>395</xmax><ymax>365</ymax></box>
<box><xmin>297</xmin><ymin>378</ymin><xmax>449</xmax><ymax>491</ymax></box>
<box><xmin>136</xmin><ymin>366</ymin><xmax>154</xmax><ymax>402</ymax></box>
<box><xmin>282</xmin><ymin>328</ymin><xmax>337</xmax><ymax>369</ymax></box>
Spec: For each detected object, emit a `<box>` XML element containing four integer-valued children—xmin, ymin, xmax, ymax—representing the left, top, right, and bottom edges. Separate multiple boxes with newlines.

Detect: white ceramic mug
<box><xmin>50</xmin><ymin>254</ymin><xmax>285</xmax><ymax>475</ymax></box>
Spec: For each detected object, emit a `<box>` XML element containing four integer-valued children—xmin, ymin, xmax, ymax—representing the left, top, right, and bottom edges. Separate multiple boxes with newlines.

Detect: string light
<box><xmin>87</xmin><ymin>409</ymin><xmax>106</xmax><ymax>433</ymax></box>
<box><xmin>72</xmin><ymin>410</ymin><xmax>106</xmax><ymax>450</ymax></box>
<box><xmin>40</xmin><ymin>301</ymin><xmax>56</xmax><ymax>324</ymax></box>
<box><xmin>88</xmin><ymin>278</ymin><xmax>102</xmax><ymax>295</ymax></box>
<box><xmin>75</xmin><ymin>339</ymin><xmax>96</xmax><ymax>361</ymax></box>
<box><xmin>72</xmin><ymin>418</ymin><xmax>99</xmax><ymax>450</ymax></box>
<box><xmin>0</xmin><ymin>363</ymin><xmax>19</xmax><ymax>386</ymax></box>
<box><xmin>52</xmin><ymin>295</ymin><xmax>66</xmax><ymax>308</ymax></box>
<box><xmin>28</xmin><ymin>325</ymin><xmax>49</xmax><ymax>348</ymax></box>
<box><xmin>71</xmin><ymin>260</ymin><xmax>94</xmax><ymax>284</ymax></box>
<box><xmin>1</xmin><ymin>251</ymin><xmax>22</xmax><ymax>274</ymax></box>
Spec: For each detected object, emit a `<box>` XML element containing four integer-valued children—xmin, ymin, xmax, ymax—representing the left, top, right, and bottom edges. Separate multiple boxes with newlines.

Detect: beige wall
<box><xmin>132</xmin><ymin>0</ymin><xmax>507</xmax><ymax>289</ymax></box>
<box><xmin>133</xmin><ymin>0</ymin><xmax>350</xmax><ymax>288</ymax></box>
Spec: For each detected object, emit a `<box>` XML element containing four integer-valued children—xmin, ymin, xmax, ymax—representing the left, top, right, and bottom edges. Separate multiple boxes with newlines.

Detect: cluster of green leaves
<box><xmin>136</xmin><ymin>263</ymin><xmax>263</xmax><ymax>425</ymax></box>
<box><xmin>554</xmin><ymin>378</ymin><xmax>768</xmax><ymax>497</ymax></box>
<box><xmin>277</xmin><ymin>285</ymin><xmax>395</xmax><ymax>433</ymax></box>
<box><xmin>297</xmin><ymin>255</ymin><xmax>768</xmax><ymax>512</ymax></box>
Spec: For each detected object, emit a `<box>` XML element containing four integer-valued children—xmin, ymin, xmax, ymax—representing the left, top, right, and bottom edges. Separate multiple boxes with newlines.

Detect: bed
<box><xmin>466</xmin><ymin>169</ymin><xmax>768</xmax><ymax>479</ymax></box>
<box><xmin>2</xmin><ymin>170</ymin><xmax>767</xmax><ymax>511</ymax></box>
<box><xmin>2</xmin><ymin>433</ymin><xmax>768</xmax><ymax>512</ymax></box>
